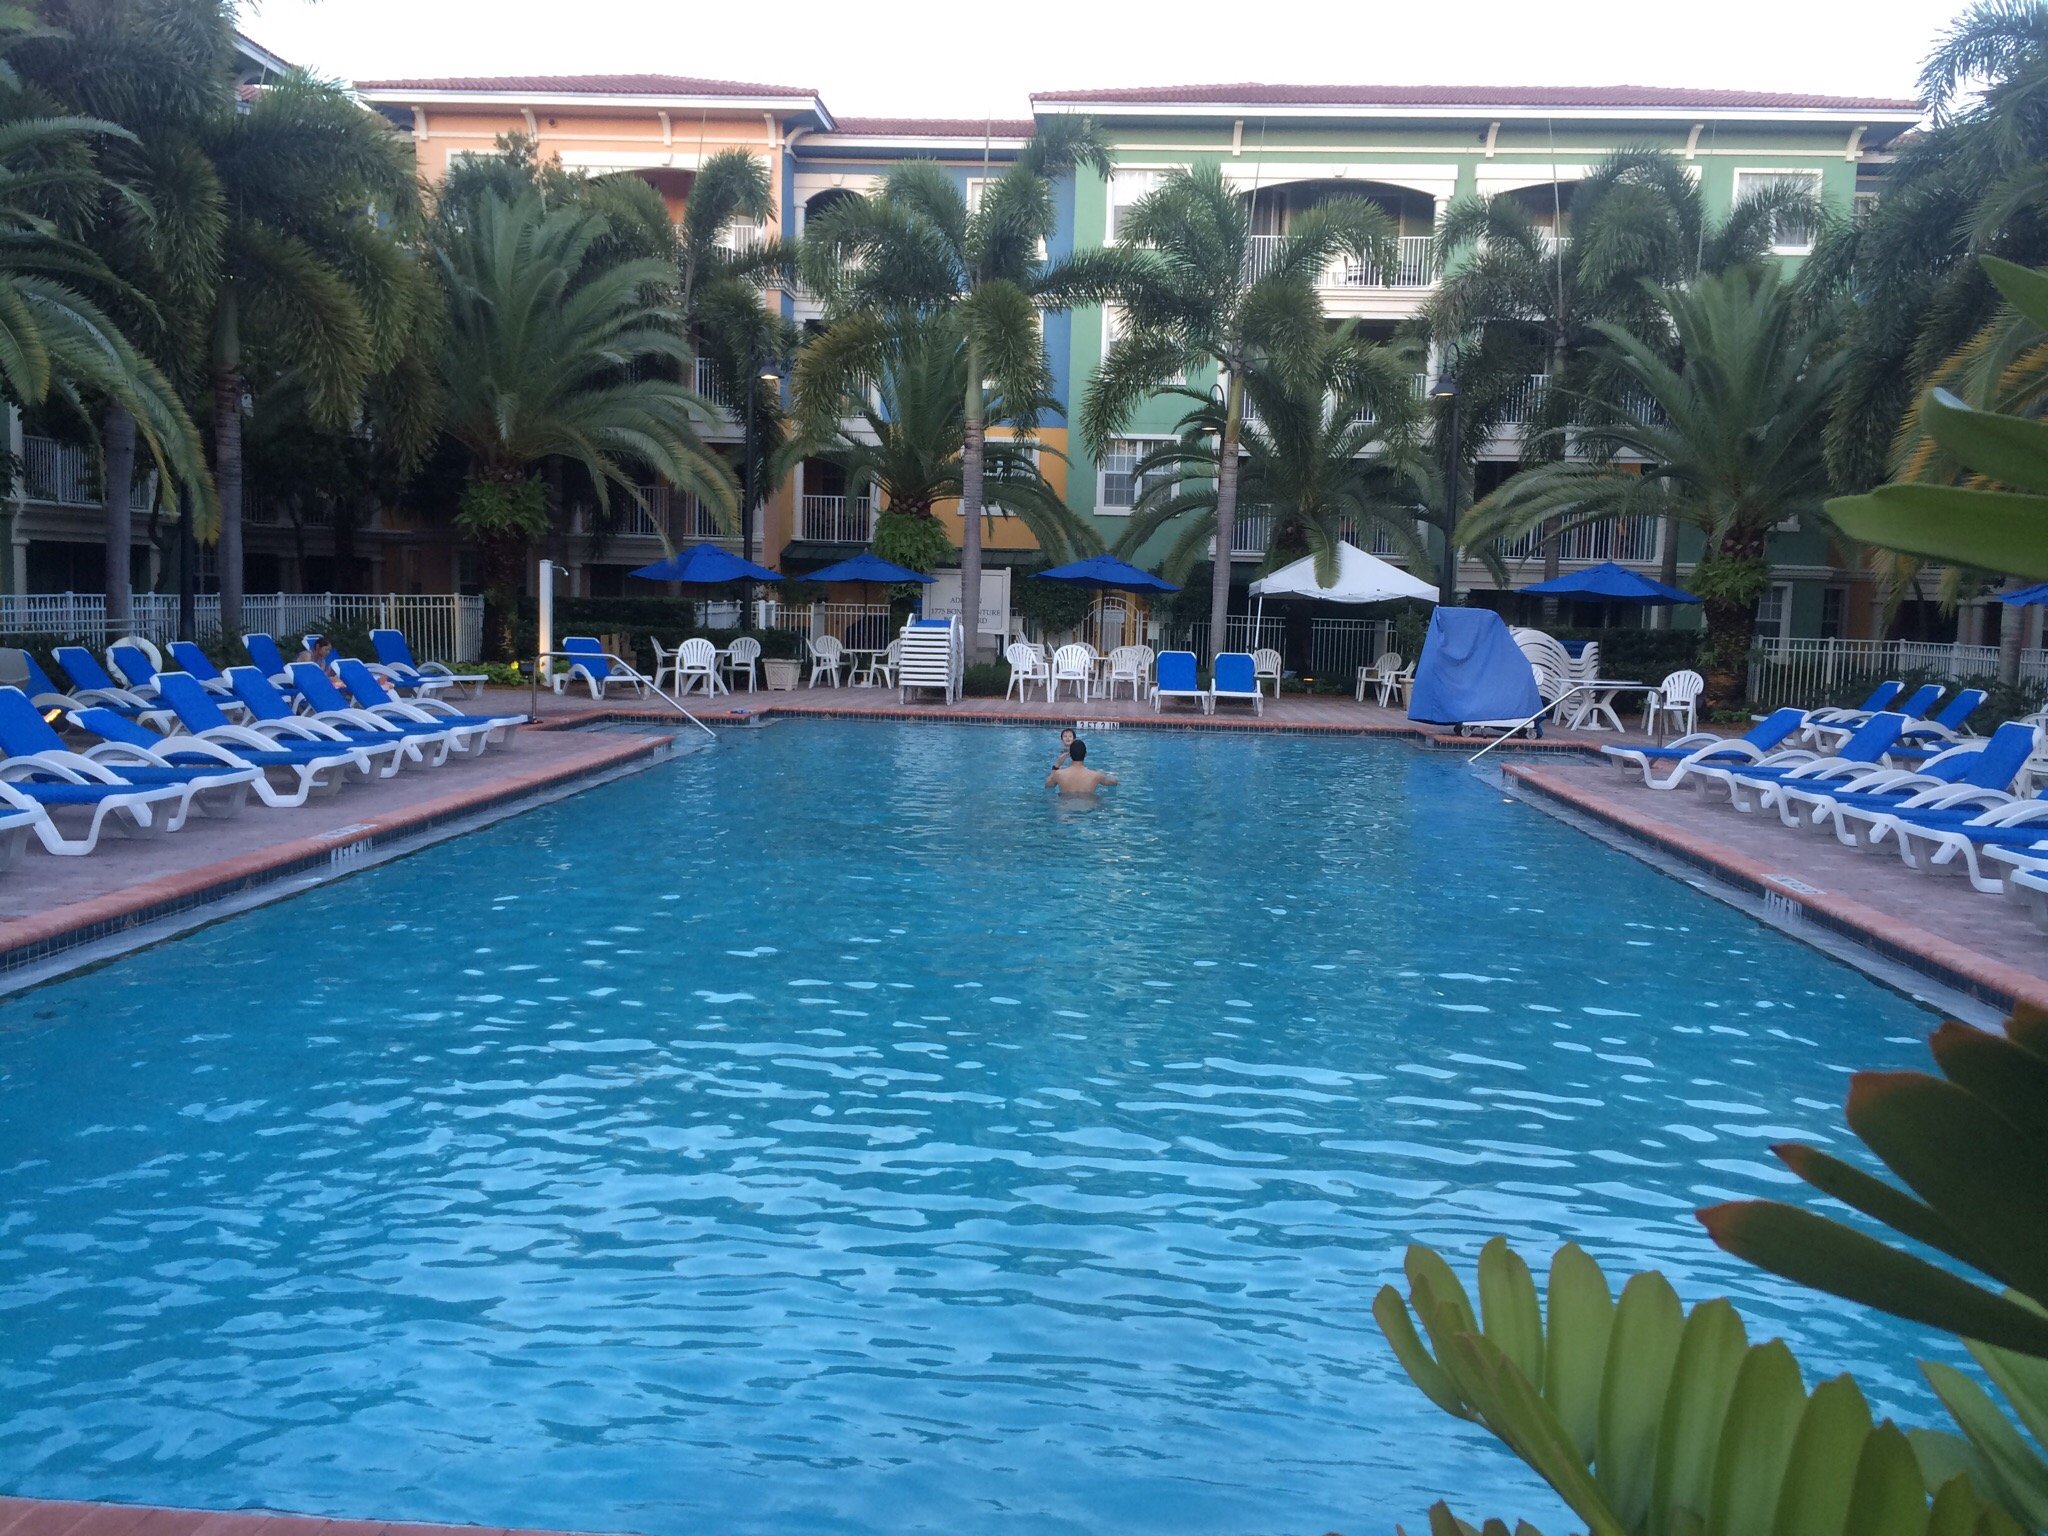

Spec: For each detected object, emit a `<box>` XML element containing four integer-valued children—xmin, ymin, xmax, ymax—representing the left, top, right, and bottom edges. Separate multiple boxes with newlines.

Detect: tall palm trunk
<box><xmin>1998</xmin><ymin>575</ymin><xmax>2025</xmax><ymax>686</ymax></box>
<box><xmin>101</xmin><ymin>403</ymin><xmax>135</xmax><ymax>628</ymax></box>
<box><xmin>1210</xmin><ymin>369</ymin><xmax>1245</xmax><ymax>660</ymax></box>
<box><xmin>1656</xmin><ymin>511</ymin><xmax>1681</xmax><ymax>631</ymax></box>
<box><xmin>212</xmin><ymin>287</ymin><xmax>244</xmax><ymax>631</ymax></box>
<box><xmin>1698</xmin><ymin>529</ymin><xmax>1767</xmax><ymax>715</ymax></box>
<box><xmin>1539</xmin><ymin>334</ymin><xmax>1566</xmax><ymax>625</ymax></box>
<box><xmin>959</xmin><ymin>351</ymin><xmax>985</xmax><ymax>658</ymax></box>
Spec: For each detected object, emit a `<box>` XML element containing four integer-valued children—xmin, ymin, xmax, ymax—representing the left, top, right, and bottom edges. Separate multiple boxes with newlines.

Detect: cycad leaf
<box><xmin>1924</xmin><ymin>1362</ymin><xmax>2048</xmax><ymax>1528</ymax></box>
<box><xmin>1772</xmin><ymin>1375</ymin><xmax>1875</xmax><ymax>1536</ymax></box>
<box><xmin>1447</xmin><ymin>1333</ymin><xmax>1624</xmax><ymax>1536</ymax></box>
<box><xmin>1706</xmin><ymin>1340</ymin><xmax>1805</xmax><ymax>1536</ymax></box>
<box><xmin>1825</xmin><ymin>485</ymin><xmax>2048</xmax><ymax>581</ymax></box>
<box><xmin>1846</xmin><ymin>1423</ymin><xmax>1937</xmax><ymax>1536</ymax></box>
<box><xmin>1595</xmin><ymin>1271</ymin><xmax>1685</xmax><ymax>1529</ymax></box>
<box><xmin>1925</xmin><ymin>1024</ymin><xmax>2048</xmax><ymax>1149</ymax></box>
<box><xmin>1775</xmin><ymin>1144</ymin><xmax>1965</xmax><ymax>1260</ymax></box>
<box><xmin>1544</xmin><ymin>1244</ymin><xmax>1614</xmax><ymax>1463</ymax></box>
<box><xmin>1965</xmin><ymin>1338</ymin><xmax>2048</xmax><ymax>1459</ymax></box>
<box><xmin>1375</xmin><ymin>1282</ymin><xmax>1473</xmax><ymax>1419</ymax></box>
<box><xmin>1652</xmin><ymin>1299</ymin><xmax>1750</xmax><ymax>1533</ymax></box>
<box><xmin>1922</xmin><ymin>388</ymin><xmax>2048</xmax><ymax>495</ymax></box>
<box><xmin>1982</xmin><ymin>257</ymin><xmax>2048</xmax><ymax>334</ymax></box>
<box><xmin>1480</xmin><ymin>1236</ymin><xmax>1546</xmax><ymax>1389</ymax></box>
<box><xmin>1699</xmin><ymin>1203</ymin><xmax>2048</xmax><ymax>1359</ymax></box>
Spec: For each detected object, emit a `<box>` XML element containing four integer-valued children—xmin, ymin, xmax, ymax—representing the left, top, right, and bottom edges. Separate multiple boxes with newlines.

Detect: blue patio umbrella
<box><xmin>1520</xmin><ymin>561</ymin><xmax>1700</xmax><ymax>604</ymax></box>
<box><xmin>806</xmin><ymin>551</ymin><xmax>934</xmax><ymax>585</ymax></box>
<box><xmin>1031</xmin><ymin>553</ymin><xmax>1179</xmax><ymax>593</ymax></box>
<box><xmin>628</xmin><ymin>542</ymin><xmax>782</xmax><ymax>584</ymax></box>
<box><xmin>2000</xmin><ymin>581</ymin><xmax>2048</xmax><ymax>606</ymax></box>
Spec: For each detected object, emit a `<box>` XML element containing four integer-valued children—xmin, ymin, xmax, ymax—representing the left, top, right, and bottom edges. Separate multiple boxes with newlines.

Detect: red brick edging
<box><xmin>0</xmin><ymin>1493</ymin><xmax>606</xmax><ymax>1536</ymax></box>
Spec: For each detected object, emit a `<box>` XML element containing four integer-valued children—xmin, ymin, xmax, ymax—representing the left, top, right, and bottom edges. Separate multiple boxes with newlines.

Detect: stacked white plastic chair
<box><xmin>1004</xmin><ymin>641</ymin><xmax>1048</xmax><ymax>700</ymax></box>
<box><xmin>897</xmin><ymin>617</ymin><xmax>962</xmax><ymax>705</ymax></box>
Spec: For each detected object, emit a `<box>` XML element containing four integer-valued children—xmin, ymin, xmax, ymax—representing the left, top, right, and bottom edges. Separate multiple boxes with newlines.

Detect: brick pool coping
<box><xmin>0</xmin><ymin>731</ymin><xmax>670</xmax><ymax>981</ymax></box>
<box><xmin>1505</xmin><ymin>762</ymin><xmax>2048</xmax><ymax>1015</ymax></box>
<box><xmin>0</xmin><ymin>1494</ymin><xmax>606</xmax><ymax>1536</ymax></box>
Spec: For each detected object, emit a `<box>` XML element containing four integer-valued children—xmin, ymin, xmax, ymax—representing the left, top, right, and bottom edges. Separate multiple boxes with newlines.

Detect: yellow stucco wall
<box><xmin>930</xmin><ymin>427</ymin><xmax>1064</xmax><ymax>554</ymax></box>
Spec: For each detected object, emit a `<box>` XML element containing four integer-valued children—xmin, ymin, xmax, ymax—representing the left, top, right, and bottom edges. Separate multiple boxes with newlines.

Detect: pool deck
<box><xmin>1505</xmin><ymin>758</ymin><xmax>2048</xmax><ymax>1013</ymax></box>
<box><xmin>0</xmin><ymin>1495</ymin><xmax>600</xmax><ymax>1536</ymax></box>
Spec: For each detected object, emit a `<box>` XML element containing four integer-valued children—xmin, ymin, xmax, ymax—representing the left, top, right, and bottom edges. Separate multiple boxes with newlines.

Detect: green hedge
<box><xmin>1550</xmin><ymin>626</ymin><xmax>1703</xmax><ymax>682</ymax></box>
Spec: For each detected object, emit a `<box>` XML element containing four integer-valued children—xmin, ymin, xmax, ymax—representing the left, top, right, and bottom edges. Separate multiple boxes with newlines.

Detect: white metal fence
<box><xmin>800</xmin><ymin>495</ymin><xmax>877</xmax><ymax>543</ymax></box>
<box><xmin>1747</xmin><ymin>636</ymin><xmax>2048</xmax><ymax>709</ymax></box>
<box><xmin>756</xmin><ymin>600</ymin><xmax>898</xmax><ymax>647</ymax></box>
<box><xmin>1498</xmin><ymin>515</ymin><xmax>1663</xmax><ymax>566</ymax></box>
<box><xmin>1243</xmin><ymin>234</ymin><xmax>1438</xmax><ymax>288</ymax></box>
<box><xmin>0</xmin><ymin>592</ymin><xmax>484</xmax><ymax>661</ymax></box>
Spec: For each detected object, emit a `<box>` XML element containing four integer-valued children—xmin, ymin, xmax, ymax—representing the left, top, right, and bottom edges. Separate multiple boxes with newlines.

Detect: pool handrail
<box><xmin>534</xmin><ymin>648</ymin><xmax>715</xmax><ymax>739</ymax></box>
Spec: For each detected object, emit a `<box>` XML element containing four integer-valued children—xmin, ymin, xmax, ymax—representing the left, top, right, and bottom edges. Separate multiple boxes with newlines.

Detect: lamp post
<box><xmin>742</xmin><ymin>363</ymin><xmax>780</xmax><ymax>630</ymax></box>
<box><xmin>1429</xmin><ymin>371</ymin><xmax>1460</xmax><ymax>609</ymax></box>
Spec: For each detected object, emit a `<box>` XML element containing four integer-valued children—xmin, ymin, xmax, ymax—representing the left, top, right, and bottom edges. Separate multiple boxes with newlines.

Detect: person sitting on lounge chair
<box><xmin>296</xmin><ymin>634</ymin><xmax>333</xmax><ymax>668</ymax></box>
<box><xmin>1046</xmin><ymin>737</ymin><xmax>1117</xmax><ymax>796</ymax></box>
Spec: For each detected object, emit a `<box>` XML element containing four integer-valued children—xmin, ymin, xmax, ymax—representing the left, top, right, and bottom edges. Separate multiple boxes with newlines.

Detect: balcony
<box><xmin>801</xmin><ymin>494</ymin><xmax>876</xmax><ymax>544</ymax></box>
<box><xmin>1241</xmin><ymin>374</ymin><xmax>1428</xmax><ymax>431</ymax></box>
<box><xmin>21</xmin><ymin>435</ymin><xmax>156</xmax><ymax>511</ymax></box>
<box><xmin>572</xmin><ymin>486</ymin><xmax>731</xmax><ymax>544</ymax></box>
<box><xmin>1243</xmin><ymin>234</ymin><xmax>1437</xmax><ymax>289</ymax></box>
<box><xmin>1499</xmin><ymin>514</ymin><xmax>1662</xmax><ymax>566</ymax></box>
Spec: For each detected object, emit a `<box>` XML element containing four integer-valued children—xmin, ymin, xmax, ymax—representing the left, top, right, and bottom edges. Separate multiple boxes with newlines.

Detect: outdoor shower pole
<box><xmin>1431</xmin><ymin>372</ymin><xmax>1460</xmax><ymax>609</ymax></box>
<box><xmin>177</xmin><ymin>487</ymin><xmax>196</xmax><ymax>641</ymax></box>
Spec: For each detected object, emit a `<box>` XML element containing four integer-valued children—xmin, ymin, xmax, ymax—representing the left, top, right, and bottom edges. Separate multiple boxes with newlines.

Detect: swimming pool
<box><xmin>0</xmin><ymin>721</ymin><xmax>1946</xmax><ymax>1535</ymax></box>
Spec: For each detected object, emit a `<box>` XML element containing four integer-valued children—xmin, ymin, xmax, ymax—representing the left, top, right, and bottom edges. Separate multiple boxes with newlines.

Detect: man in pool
<box><xmin>1045</xmin><ymin>737</ymin><xmax>1118</xmax><ymax>796</ymax></box>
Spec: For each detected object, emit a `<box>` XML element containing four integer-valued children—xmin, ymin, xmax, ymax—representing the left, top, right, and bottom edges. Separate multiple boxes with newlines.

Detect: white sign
<box><xmin>924</xmin><ymin>567</ymin><xmax>1012</xmax><ymax>642</ymax></box>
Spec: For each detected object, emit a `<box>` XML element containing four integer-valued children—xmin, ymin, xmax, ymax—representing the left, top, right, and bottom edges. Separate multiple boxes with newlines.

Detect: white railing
<box><xmin>800</xmin><ymin>494</ymin><xmax>877</xmax><ymax>543</ymax></box>
<box><xmin>0</xmin><ymin>592</ymin><xmax>484</xmax><ymax>661</ymax></box>
<box><xmin>693</xmin><ymin>356</ymin><xmax>739</xmax><ymax>413</ymax></box>
<box><xmin>1312</xmin><ymin>617</ymin><xmax>1402</xmax><ymax>683</ymax></box>
<box><xmin>757</xmin><ymin>599</ymin><xmax>899</xmax><ymax>647</ymax></box>
<box><xmin>573</xmin><ymin>487</ymin><xmax>733</xmax><ymax>544</ymax></box>
<box><xmin>1243</xmin><ymin>233</ymin><xmax>1438</xmax><ymax>289</ymax></box>
<box><xmin>1229</xmin><ymin>514</ymin><xmax>1269</xmax><ymax>557</ymax></box>
<box><xmin>1500</xmin><ymin>374</ymin><xmax>1550</xmax><ymax>426</ymax></box>
<box><xmin>1748</xmin><ymin>636</ymin><xmax>2048</xmax><ymax>709</ymax></box>
<box><xmin>1498</xmin><ymin>515</ymin><xmax>1662</xmax><ymax>567</ymax></box>
<box><xmin>1243</xmin><ymin>374</ymin><xmax>1428</xmax><ymax>431</ymax></box>
<box><xmin>21</xmin><ymin>435</ymin><xmax>157</xmax><ymax>510</ymax></box>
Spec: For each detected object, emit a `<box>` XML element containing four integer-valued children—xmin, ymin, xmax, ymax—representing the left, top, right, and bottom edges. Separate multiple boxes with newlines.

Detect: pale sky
<box><xmin>242</xmin><ymin>0</ymin><xmax>1977</xmax><ymax>119</ymax></box>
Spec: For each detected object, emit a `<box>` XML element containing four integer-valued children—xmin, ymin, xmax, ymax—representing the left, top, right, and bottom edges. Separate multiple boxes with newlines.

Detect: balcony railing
<box><xmin>1243</xmin><ymin>233</ymin><xmax>1438</xmax><ymax>289</ymax></box>
<box><xmin>801</xmin><ymin>493</ymin><xmax>876</xmax><ymax>543</ymax></box>
<box><xmin>572</xmin><ymin>485</ymin><xmax>732</xmax><ymax>544</ymax></box>
<box><xmin>21</xmin><ymin>435</ymin><xmax>157</xmax><ymax>511</ymax></box>
<box><xmin>1241</xmin><ymin>374</ymin><xmax>1428</xmax><ymax>431</ymax></box>
<box><xmin>1498</xmin><ymin>514</ymin><xmax>1662</xmax><ymax>566</ymax></box>
<box><xmin>693</xmin><ymin>356</ymin><xmax>739</xmax><ymax>413</ymax></box>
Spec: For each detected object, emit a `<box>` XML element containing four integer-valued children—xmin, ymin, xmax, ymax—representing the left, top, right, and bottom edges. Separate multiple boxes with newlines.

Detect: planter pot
<box><xmin>763</xmin><ymin>658</ymin><xmax>802</xmax><ymax>691</ymax></box>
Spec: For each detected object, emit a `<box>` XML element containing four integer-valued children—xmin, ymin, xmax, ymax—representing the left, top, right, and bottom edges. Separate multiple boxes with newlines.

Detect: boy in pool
<box><xmin>1051</xmin><ymin>728</ymin><xmax>1076</xmax><ymax>769</ymax></box>
<box><xmin>1045</xmin><ymin>737</ymin><xmax>1118</xmax><ymax>796</ymax></box>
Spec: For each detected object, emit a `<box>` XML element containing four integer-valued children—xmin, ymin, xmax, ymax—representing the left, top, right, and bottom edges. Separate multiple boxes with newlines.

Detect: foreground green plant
<box><xmin>1376</xmin><ymin>1239</ymin><xmax>2022</xmax><ymax>1535</ymax></box>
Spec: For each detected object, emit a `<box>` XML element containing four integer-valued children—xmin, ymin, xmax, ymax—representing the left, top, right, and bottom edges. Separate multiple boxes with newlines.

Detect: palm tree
<box><xmin>203</xmin><ymin>71</ymin><xmax>424</xmax><ymax>630</ymax></box>
<box><xmin>1080</xmin><ymin>161</ymin><xmax>1399</xmax><ymax>655</ymax></box>
<box><xmin>782</xmin><ymin>307</ymin><xmax>1097</xmax><ymax>573</ymax></box>
<box><xmin>1807</xmin><ymin>0</ymin><xmax>2048</xmax><ymax>491</ymax></box>
<box><xmin>432</xmin><ymin>190</ymin><xmax>736</xmax><ymax>657</ymax></box>
<box><xmin>0</xmin><ymin>10</ymin><xmax>214</xmax><ymax>580</ymax></box>
<box><xmin>799</xmin><ymin>120</ymin><xmax>1125</xmax><ymax>655</ymax></box>
<box><xmin>1113</xmin><ymin>328</ymin><xmax>1433</xmax><ymax>588</ymax></box>
<box><xmin>17</xmin><ymin>0</ymin><xmax>231</xmax><ymax>625</ymax></box>
<box><xmin>1459</xmin><ymin>267</ymin><xmax>1844</xmax><ymax>711</ymax></box>
<box><xmin>1420</xmin><ymin>147</ymin><xmax>1816</xmax><ymax>593</ymax></box>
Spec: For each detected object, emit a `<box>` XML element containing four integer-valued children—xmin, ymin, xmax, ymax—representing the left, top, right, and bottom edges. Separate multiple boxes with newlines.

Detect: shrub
<box><xmin>1550</xmin><ymin>625</ymin><xmax>1703</xmax><ymax>681</ymax></box>
<box><xmin>1013</xmin><ymin>564</ymin><xmax>1096</xmax><ymax>633</ymax></box>
<box><xmin>963</xmin><ymin>661</ymin><xmax>1010</xmax><ymax>697</ymax></box>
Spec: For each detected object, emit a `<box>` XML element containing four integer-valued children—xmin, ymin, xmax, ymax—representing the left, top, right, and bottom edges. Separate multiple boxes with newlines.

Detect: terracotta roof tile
<box><xmin>828</xmin><ymin>117</ymin><xmax>1032</xmax><ymax>137</ymax></box>
<box><xmin>354</xmin><ymin>73</ymin><xmax>817</xmax><ymax>97</ymax></box>
<box><xmin>1030</xmin><ymin>82</ymin><xmax>1920</xmax><ymax>111</ymax></box>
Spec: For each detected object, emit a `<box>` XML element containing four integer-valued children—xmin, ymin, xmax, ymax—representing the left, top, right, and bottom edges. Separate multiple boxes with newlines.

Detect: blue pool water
<box><xmin>0</xmin><ymin>722</ymin><xmax>1948</xmax><ymax>1534</ymax></box>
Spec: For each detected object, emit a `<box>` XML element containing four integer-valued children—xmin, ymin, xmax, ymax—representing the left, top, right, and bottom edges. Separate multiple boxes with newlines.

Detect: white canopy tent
<box><xmin>1248</xmin><ymin>541</ymin><xmax>1437</xmax><ymax>627</ymax></box>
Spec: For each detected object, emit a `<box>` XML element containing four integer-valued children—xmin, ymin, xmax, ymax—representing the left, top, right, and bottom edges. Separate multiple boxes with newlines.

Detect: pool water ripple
<box><xmin>0</xmin><ymin>722</ymin><xmax>1949</xmax><ymax>1534</ymax></box>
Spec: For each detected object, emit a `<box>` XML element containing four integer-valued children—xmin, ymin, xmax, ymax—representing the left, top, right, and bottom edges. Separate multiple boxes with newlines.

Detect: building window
<box><xmin>1097</xmin><ymin>438</ymin><xmax>1173</xmax><ymax>513</ymax></box>
<box><xmin>1733</xmin><ymin>169</ymin><xmax>1823</xmax><ymax>253</ymax></box>
<box><xmin>1109</xmin><ymin>169</ymin><xmax>1164</xmax><ymax>240</ymax></box>
<box><xmin>1754</xmin><ymin>581</ymin><xmax>1793</xmax><ymax>642</ymax></box>
<box><xmin>1820</xmin><ymin>585</ymin><xmax>1848</xmax><ymax>640</ymax></box>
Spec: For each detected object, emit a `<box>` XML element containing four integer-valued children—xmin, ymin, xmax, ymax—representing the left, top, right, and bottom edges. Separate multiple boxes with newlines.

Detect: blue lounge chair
<box><xmin>1210</xmin><ymin>653</ymin><xmax>1263</xmax><ymax>717</ymax></box>
<box><xmin>242</xmin><ymin>633</ymin><xmax>295</xmax><ymax>687</ymax></box>
<box><xmin>1707</xmin><ymin>712</ymin><xmax>1910</xmax><ymax>810</ymax></box>
<box><xmin>0</xmin><ymin>793</ymin><xmax>38</xmax><ymax>868</ymax></box>
<box><xmin>552</xmin><ymin>635</ymin><xmax>648</xmax><ymax>701</ymax></box>
<box><xmin>53</xmin><ymin>646</ymin><xmax>160</xmax><ymax>710</ymax></box>
<box><xmin>333</xmin><ymin>659</ymin><xmax>524</xmax><ymax>751</ymax></box>
<box><xmin>5</xmin><ymin>647</ymin><xmax>158</xmax><ymax>723</ymax></box>
<box><xmin>0</xmin><ymin>769</ymin><xmax>167</xmax><ymax>856</ymax></box>
<box><xmin>1889</xmin><ymin>688</ymin><xmax>1990</xmax><ymax>758</ymax></box>
<box><xmin>106</xmin><ymin>641</ymin><xmax>161</xmax><ymax>694</ymax></box>
<box><xmin>1602</xmin><ymin>707</ymin><xmax>1807</xmax><ymax>790</ymax></box>
<box><xmin>227</xmin><ymin>666</ymin><xmax>440</xmax><ymax>770</ymax></box>
<box><xmin>73</xmin><ymin>703</ymin><xmax>366</xmax><ymax>809</ymax></box>
<box><xmin>158</xmin><ymin>672</ymin><xmax>387</xmax><ymax>789</ymax></box>
<box><xmin>371</xmin><ymin>628</ymin><xmax>486</xmax><ymax>699</ymax></box>
<box><xmin>1769</xmin><ymin>721</ymin><xmax>2038</xmax><ymax>843</ymax></box>
<box><xmin>0</xmin><ymin>685</ymin><xmax>252</xmax><ymax>835</ymax></box>
<box><xmin>167</xmin><ymin>641</ymin><xmax>245</xmax><ymax>698</ymax></box>
<box><xmin>1802</xmin><ymin>682</ymin><xmax>1944</xmax><ymax>748</ymax></box>
<box><xmin>1879</xmin><ymin>797</ymin><xmax>2048</xmax><ymax>892</ymax></box>
<box><xmin>1799</xmin><ymin>680</ymin><xmax>1904</xmax><ymax>730</ymax></box>
<box><xmin>288</xmin><ymin>663</ymin><xmax>487</xmax><ymax>757</ymax></box>
<box><xmin>1153</xmin><ymin>651</ymin><xmax>1206</xmax><ymax>714</ymax></box>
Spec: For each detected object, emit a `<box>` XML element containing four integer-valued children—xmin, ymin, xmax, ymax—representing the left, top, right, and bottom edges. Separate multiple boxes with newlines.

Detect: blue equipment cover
<box><xmin>1407</xmin><ymin>608</ymin><xmax>1543</xmax><ymax>726</ymax></box>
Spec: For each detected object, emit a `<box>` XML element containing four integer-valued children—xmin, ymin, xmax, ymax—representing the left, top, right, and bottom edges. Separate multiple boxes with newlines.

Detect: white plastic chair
<box><xmin>1105</xmin><ymin>645</ymin><xmax>1147</xmax><ymax>701</ymax></box>
<box><xmin>1356</xmin><ymin>651</ymin><xmax>1404</xmax><ymax>706</ymax></box>
<box><xmin>724</xmin><ymin>635</ymin><xmax>761</xmax><ymax>692</ymax></box>
<box><xmin>649</xmin><ymin>638</ymin><xmax>681</xmax><ymax>693</ymax></box>
<box><xmin>677</xmin><ymin>637</ymin><xmax>723</xmax><ymax>696</ymax></box>
<box><xmin>1252</xmin><ymin>647</ymin><xmax>1283</xmax><ymax>699</ymax></box>
<box><xmin>1131</xmin><ymin>644</ymin><xmax>1157</xmax><ymax>698</ymax></box>
<box><xmin>1645</xmin><ymin>669</ymin><xmax>1703</xmax><ymax>737</ymax></box>
<box><xmin>869</xmin><ymin>639</ymin><xmax>900</xmax><ymax>688</ymax></box>
<box><xmin>1050</xmin><ymin>643</ymin><xmax>1094</xmax><ymax>703</ymax></box>
<box><xmin>808</xmin><ymin>635</ymin><xmax>844</xmax><ymax>687</ymax></box>
<box><xmin>1004</xmin><ymin>642</ymin><xmax>1048</xmax><ymax>700</ymax></box>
